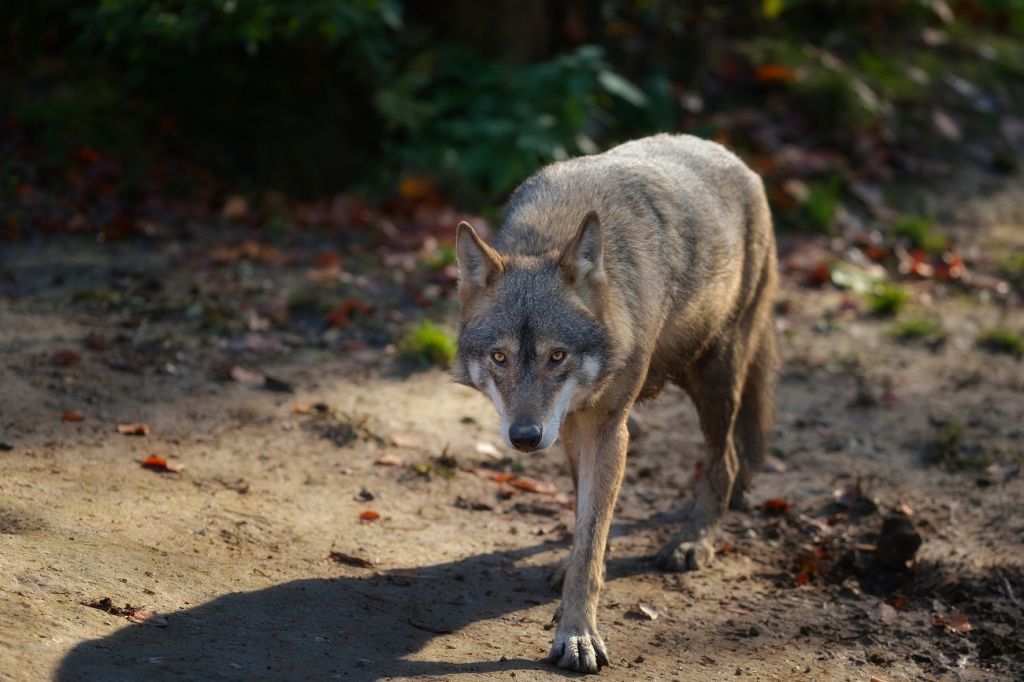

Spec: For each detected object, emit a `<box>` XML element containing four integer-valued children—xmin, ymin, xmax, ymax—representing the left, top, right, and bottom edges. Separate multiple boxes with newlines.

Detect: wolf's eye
<box><xmin>549</xmin><ymin>350</ymin><xmax>566</xmax><ymax>364</ymax></box>
<box><xmin>490</xmin><ymin>351</ymin><xmax>506</xmax><ymax>365</ymax></box>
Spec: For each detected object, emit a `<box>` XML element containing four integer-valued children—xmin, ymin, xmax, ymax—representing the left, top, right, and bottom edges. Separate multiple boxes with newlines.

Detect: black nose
<box><xmin>509</xmin><ymin>422</ymin><xmax>543</xmax><ymax>451</ymax></box>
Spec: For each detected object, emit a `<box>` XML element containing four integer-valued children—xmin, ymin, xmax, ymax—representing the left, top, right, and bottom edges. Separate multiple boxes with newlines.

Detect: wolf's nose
<box><xmin>509</xmin><ymin>422</ymin><xmax>542</xmax><ymax>451</ymax></box>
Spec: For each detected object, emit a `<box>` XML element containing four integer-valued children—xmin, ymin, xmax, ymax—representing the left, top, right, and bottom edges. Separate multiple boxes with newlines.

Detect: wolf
<box><xmin>453</xmin><ymin>133</ymin><xmax>778</xmax><ymax>673</ymax></box>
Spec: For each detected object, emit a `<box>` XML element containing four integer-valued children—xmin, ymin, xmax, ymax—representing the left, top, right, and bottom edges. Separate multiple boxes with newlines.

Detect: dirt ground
<box><xmin>2</xmin><ymin>179</ymin><xmax>1023</xmax><ymax>681</ymax></box>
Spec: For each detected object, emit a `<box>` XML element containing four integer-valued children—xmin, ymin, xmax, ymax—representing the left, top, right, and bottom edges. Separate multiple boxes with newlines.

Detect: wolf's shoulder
<box><xmin>601</xmin><ymin>134</ymin><xmax>753</xmax><ymax>176</ymax></box>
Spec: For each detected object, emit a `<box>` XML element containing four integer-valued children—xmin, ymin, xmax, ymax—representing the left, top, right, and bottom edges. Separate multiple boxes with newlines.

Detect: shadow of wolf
<box><xmin>55</xmin><ymin>541</ymin><xmax>650</xmax><ymax>681</ymax></box>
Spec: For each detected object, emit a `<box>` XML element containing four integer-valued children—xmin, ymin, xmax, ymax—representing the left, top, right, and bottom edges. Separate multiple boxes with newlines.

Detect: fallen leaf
<box><xmin>230</xmin><ymin>366</ymin><xmax>265</xmax><ymax>385</ymax></box>
<box><xmin>718</xmin><ymin>542</ymin><xmax>735</xmax><ymax>555</ymax></box>
<box><xmin>755</xmin><ymin>64</ymin><xmax>797</xmax><ymax>83</ymax></box>
<box><xmin>140</xmin><ymin>455</ymin><xmax>183</xmax><ymax>473</ymax></box>
<box><xmin>762</xmin><ymin>452</ymin><xmax>787</xmax><ymax>473</ymax></box>
<box><xmin>508</xmin><ymin>477</ymin><xmax>558</xmax><ymax>495</ymax></box>
<box><xmin>398</xmin><ymin>175</ymin><xmax>434</xmax><ymax>200</ymax></box>
<box><xmin>633</xmin><ymin>602</ymin><xmax>660</xmax><ymax>620</ymax></box>
<box><xmin>870</xmin><ymin>601</ymin><xmax>898</xmax><ymax>623</ymax></box>
<box><xmin>325</xmin><ymin>299</ymin><xmax>375</xmax><ymax>329</ymax></box>
<box><xmin>474</xmin><ymin>441</ymin><xmax>501</xmax><ymax>458</ymax></box>
<box><xmin>117</xmin><ymin>423</ymin><xmax>150</xmax><ymax>436</ymax></box>
<box><xmin>374</xmin><ymin>453</ymin><xmax>403</xmax><ymax>467</ymax></box>
<box><xmin>127</xmin><ymin>609</ymin><xmax>168</xmax><ymax>627</ymax></box>
<box><xmin>311</xmin><ymin>251</ymin><xmax>342</xmax><ymax>269</ymax></box>
<box><xmin>886</xmin><ymin>597</ymin><xmax>907</xmax><ymax>608</ymax></box>
<box><xmin>52</xmin><ymin>349</ymin><xmax>80</xmax><ymax>366</ymax></box>
<box><xmin>488</xmin><ymin>472</ymin><xmax>516</xmax><ymax>483</ymax></box>
<box><xmin>762</xmin><ymin>498</ymin><xmax>790</xmax><ymax>516</ymax></box>
<box><xmin>389</xmin><ymin>434</ymin><xmax>425</xmax><ymax>449</ymax></box>
<box><xmin>292</xmin><ymin>403</ymin><xmax>312</xmax><ymax>414</ymax></box>
<box><xmin>222</xmin><ymin>195</ymin><xmax>249</xmax><ymax>221</ymax></box>
<box><xmin>62</xmin><ymin>410</ymin><xmax>85</xmax><ymax>422</ymax></box>
<box><xmin>946</xmin><ymin>613</ymin><xmax>973</xmax><ymax>633</ymax></box>
<box><xmin>262</xmin><ymin>375</ymin><xmax>293</xmax><ymax>393</ymax></box>
<box><xmin>84</xmin><ymin>333</ymin><xmax>111</xmax><ymax>351</ymax></box>
<box><xmin>359</xmin><ymin>510</ymin><xmax>380</xmax><ymax>522</ymax></box>
<box><xmin>325</xmin><ymin>550</ymin><xmax>374</xmax><ymax>568</ymax></box>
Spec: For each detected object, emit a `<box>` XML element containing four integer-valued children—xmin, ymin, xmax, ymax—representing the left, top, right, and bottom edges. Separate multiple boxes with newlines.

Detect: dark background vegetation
<box><xmin>3</xmin><ymin>1</ymin><xmax>1024</xmax><ymax>359</ymax></box>
<box><xmin>4</xmin><ymin>1</ymin><xmax>1024</xmax><ymax>212</ymax></box>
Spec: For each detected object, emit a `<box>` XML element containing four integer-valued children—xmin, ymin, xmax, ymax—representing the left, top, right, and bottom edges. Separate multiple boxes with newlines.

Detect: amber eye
<box><xmin>550</xmin><ymin>350</ymin><xmax>566</xmax><ymax>364</ymax></box>
<box><xmin>490</xmin><ymin>351</ymin><xmax>506</xmax><ymax>365</ymax></box>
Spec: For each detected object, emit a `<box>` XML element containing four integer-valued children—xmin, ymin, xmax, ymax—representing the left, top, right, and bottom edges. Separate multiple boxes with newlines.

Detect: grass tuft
<box><xmin>399</xmin><ymin>321</ymin><xmax>456</xmax><ymax>368</ymax></box>
<box><xmin>977</xmin><ymin>326</ymin><xmax>1024</xmax><ymax>359</ymax></box>
<box><xmin>867</xmin><ymin>283</ymin><xmax>909</xmax><ymax>317</ymax></box>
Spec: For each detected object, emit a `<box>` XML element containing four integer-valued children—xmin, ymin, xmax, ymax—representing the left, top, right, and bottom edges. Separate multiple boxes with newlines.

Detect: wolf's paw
<box><xmin>729</xmin><ymin>487</ymin><xmax>753</xmax><ymax>512</ymax></box>
<box><xmin>548</xmin><ymin>624</ymin><xmax>609</xmax><ymax>674</ymax></box>
<box><xmin>655</xmin><ymin>536</ymin><xmax>715</xmax><ymax>572</ymax></box>
<box><xmin>548</xmin><ymin>556</ymin><xmax>570</xmax><ymax>592</ymax></box>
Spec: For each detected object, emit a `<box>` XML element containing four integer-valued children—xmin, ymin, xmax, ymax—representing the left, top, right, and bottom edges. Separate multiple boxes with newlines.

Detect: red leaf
<box><xmin>359</xmin><ymin>510</ymin><xmax>380</xmax><ymax>521</ymax></box>
<box><xmin>311</xmin><ymin>251</ymin><xmax>342</xmax><ymax>269</ymax></box>
<box><xmin>488</xmin><ymin>473</ymin><xmax>515</xmax><ymax>483</ymax></box>
<box><xmin>507</xmin><ymin>477</ymin><xmax>558</xmax><ymax>495</ymax></box>
<box><xmin>755</xmin><ymin>64</ymin><xmax>797</xmax><ymax>83</ymax></box>
<box><xmin>62</xmin><ymin>410</ymin><xmax>85</xmax><ymax>422</ymax></box>
<box><xmin>762</xmin><ymin>498</ymin><xmax>790</xmax><ymax>515</ymax></box>
<box><xmin>140</xmin><ymin>455</ymin><xmax>182</xmax><ymax>473</ymax></box>
<box><xmin>325</xmin><ymin>299</ymin><xmax>375</xmax><ymax>329</ymax></box>
<box><xmin>52</xmin><ymin>349</ymin><xmax>81</xmax><ymax>366</ymax></box>
<box><xmin>84</xmin><ymin>334</ymin><xmax>111</xmax><ymax>351</ymax></box>
<box><xmin>804</xmin><ymin>263</ymin><xmax>831</xmax><ymax>288</ymax></box>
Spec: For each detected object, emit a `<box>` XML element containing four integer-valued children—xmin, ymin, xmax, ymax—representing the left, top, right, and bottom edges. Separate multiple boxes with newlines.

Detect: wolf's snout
<box><xmin>509</xmin><ymin>422</ymin><xmax>542</xmax><ymax>451</ymax></box>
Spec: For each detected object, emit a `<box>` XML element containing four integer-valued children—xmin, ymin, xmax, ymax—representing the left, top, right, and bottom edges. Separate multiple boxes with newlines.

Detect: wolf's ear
<box><xmin>559</xmin><ymin>210</ymin><xmax>604</xmax><ymax>284</ymax></box>
<box><xmin>456</xmin><ymin>221</ymin><xmax>503</xmax><ymax>293</ymax></box>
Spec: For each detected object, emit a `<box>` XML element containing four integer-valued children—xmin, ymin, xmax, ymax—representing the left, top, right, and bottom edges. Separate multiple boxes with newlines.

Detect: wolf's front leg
<box><xmin>548</xmin><ymin>413</ymin><xmax>627</xmax><ymax>674</ymax></box>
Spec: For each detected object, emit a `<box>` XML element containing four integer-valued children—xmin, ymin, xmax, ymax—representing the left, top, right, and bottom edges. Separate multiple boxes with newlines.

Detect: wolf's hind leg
<box><xmin>729</xmin><ymin>328</ymin><xmax>777</xmax><ymax>511</ymax></box>
<box><xmin>656</xmin><ymin>345</ymin><xmax>743</xmax><ymax>572</ymax></box>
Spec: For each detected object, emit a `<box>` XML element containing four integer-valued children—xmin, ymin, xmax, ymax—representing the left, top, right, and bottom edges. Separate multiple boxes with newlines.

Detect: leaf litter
<box><xmin>83</xmin><ymin>597</ymin><xmax>167</xmax><ymax>627</ymax></box>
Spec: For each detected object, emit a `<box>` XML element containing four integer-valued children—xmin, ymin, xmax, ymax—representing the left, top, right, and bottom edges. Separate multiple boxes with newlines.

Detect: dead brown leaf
<box><xmin>117</xmin><ymin>423</ymin><xmax>150</xmax><ymax>436</ymax></box>
<box><xmin>52</xmin><ymin>349</ymin><xmax>80</xmax><ymax>366</ymax></box>
<box><xmin>325</xmin><ymin>551</ymin><xmax>374</xmax><ymax>568</ymax></box>
<box><xmin>62</xmin><ymin>410</ymin><xmax>85</xmax><ymax>422</ymax></box>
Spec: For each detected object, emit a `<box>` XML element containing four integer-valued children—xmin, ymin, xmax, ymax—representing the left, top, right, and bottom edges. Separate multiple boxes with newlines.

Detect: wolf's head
<box><xmin>453</xmin><ymin>212</ymin><xmax>611</xmax><ymax>452</ymax></box>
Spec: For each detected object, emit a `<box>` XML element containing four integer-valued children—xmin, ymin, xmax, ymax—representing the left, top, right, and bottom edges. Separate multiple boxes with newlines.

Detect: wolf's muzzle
<box><xmin>509</xmin><ymin>422</ymin><xmax>542</xmax><ymax>451</ymax></box>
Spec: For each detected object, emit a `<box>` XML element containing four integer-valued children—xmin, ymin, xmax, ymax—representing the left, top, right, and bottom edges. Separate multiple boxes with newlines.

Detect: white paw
<box><xmin>548</xmin><ymin>623</ymin><xmax>609</xmax><ymax>674</ymax></box>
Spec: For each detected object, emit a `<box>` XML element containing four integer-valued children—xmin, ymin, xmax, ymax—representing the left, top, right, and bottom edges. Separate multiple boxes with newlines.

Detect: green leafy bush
<box><xmin>376</xmin><ymin>46</ymin><xmax>648</xmax><ymax>202</ymax></box>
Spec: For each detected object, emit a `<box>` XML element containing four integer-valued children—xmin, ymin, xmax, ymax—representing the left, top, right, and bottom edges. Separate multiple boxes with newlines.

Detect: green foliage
<box><xmin>376</xmin><ymin>46</ymin><xmax>649</xmax><ymax>201</ymax></box>
<box><xmin>399</xmin><ymin>321</ymin><xmax>456</xmax><ymax>368</ymax></box>
<box><xmin>977</xmin><ymin>326</ymin><xmax>1024</xmax><ymax>358</ymax></box>
<box><xmin>791</xmin><ymin>176</ymin><xmax>843</xmax><ymax>234</ymax></box>
<box><xmin>867</xmin><ymin>283</ymin><xmax>909</xmax><ymax>316</ymax></box>
<box><xmin>997</xmin><ymin>251</ymin><xmax>1024</xmax><ymax>280</ymax></box>
<box><xmin>77</xmin><ymin>0</ymin><xmax>400</xmax><ymax>66</ymax></box>
<box><xmin>888</xmin><ymin>318</ymin><xmax>946</xmax><ymax>344</ymax></box>
<box><xmin>891</xmin><ymin>216</ymin><xmax>948</xmax><ymax>253</ymax></box>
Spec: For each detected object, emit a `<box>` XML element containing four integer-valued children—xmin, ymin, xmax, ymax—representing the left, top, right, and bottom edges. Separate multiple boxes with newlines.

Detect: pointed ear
<box><xmin>558</xmin><ymin>211</ymin><xmax>604</xmax><ymax>284</ymax></box>
<box><xmin>456</xmin><ymin>221</ymin><xmax>503</xmax><ymax>292</ymax></box>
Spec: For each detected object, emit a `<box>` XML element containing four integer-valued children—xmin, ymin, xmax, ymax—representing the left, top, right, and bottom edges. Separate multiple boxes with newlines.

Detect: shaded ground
<box><xmin>2</xmin><ymin>179</ymin><xmax>1023</xmax><ymax>681</ymax></box>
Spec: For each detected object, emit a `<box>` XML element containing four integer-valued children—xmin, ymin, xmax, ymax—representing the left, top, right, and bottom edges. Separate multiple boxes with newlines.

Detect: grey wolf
<box><xmin>453</xmin><ymin>133</ymin><xmax>778</xmax><ymax>673</ymax></box>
